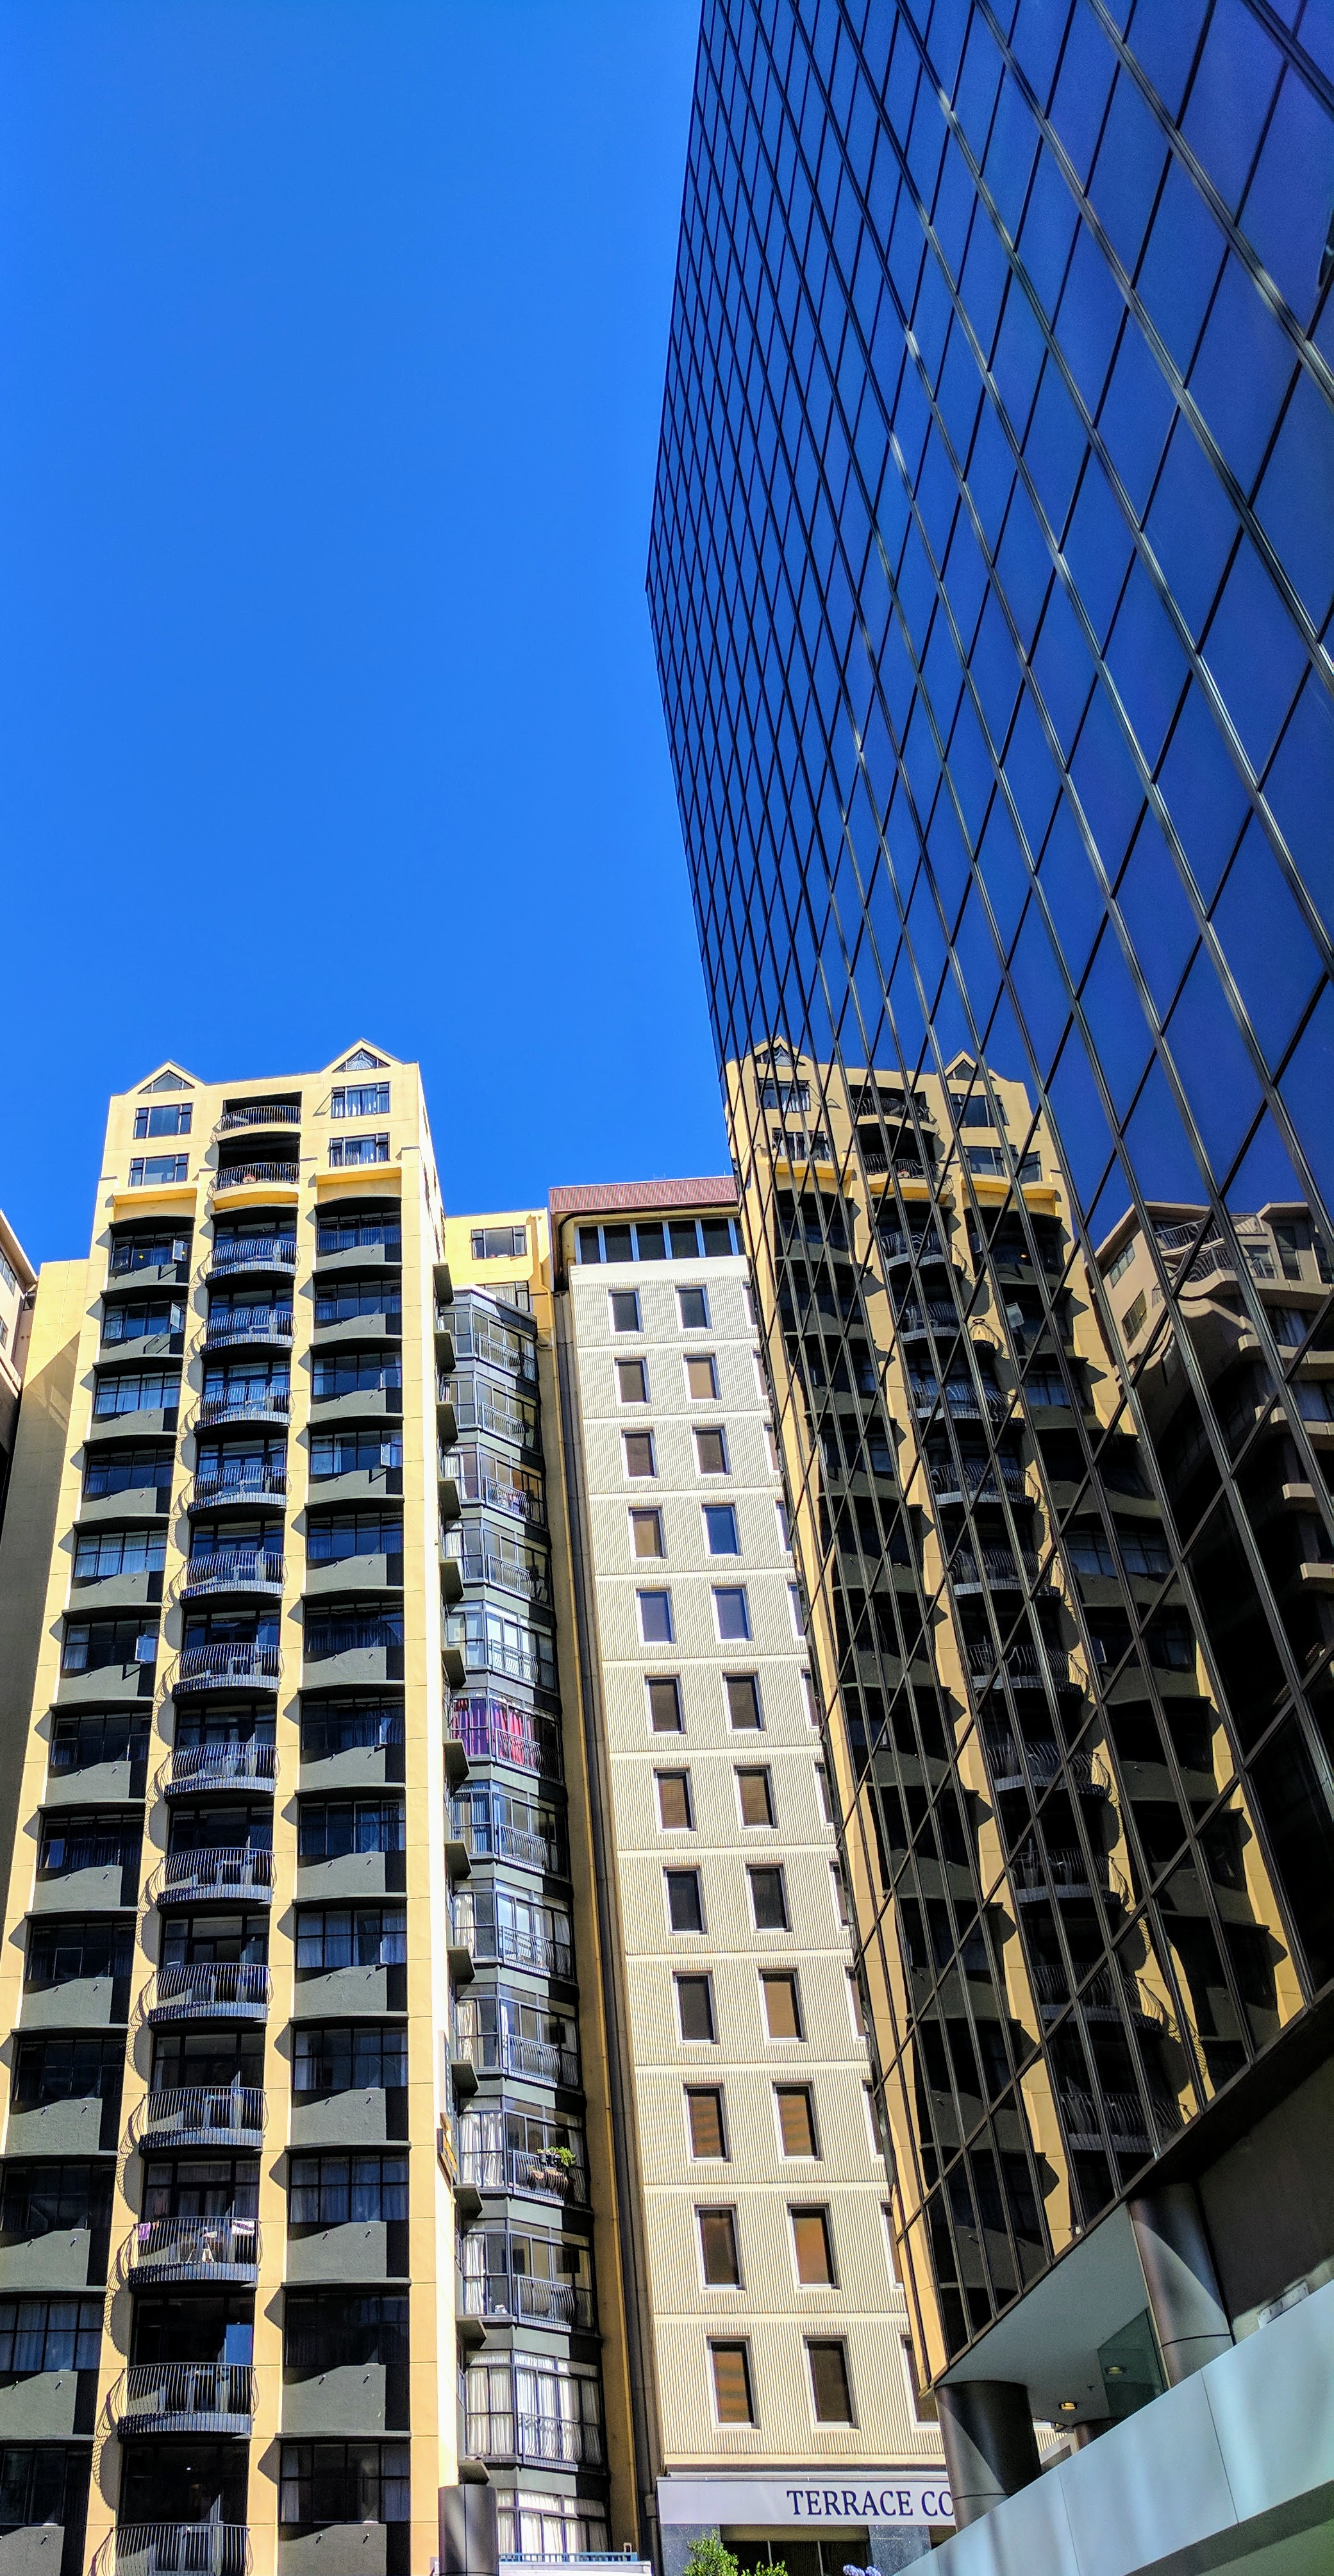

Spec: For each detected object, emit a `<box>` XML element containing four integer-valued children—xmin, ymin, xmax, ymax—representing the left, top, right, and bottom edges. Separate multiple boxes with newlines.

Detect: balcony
<box><xmin>159</xmin><ymin>1741</ymin><xmax>278</xmax><ymax>1795</ymax></box>
<box><xmin>190</xmin><ymin>1461</ymin><xmax>287</xmax><ymax>1509</ymax></box>
<box><xmin>93</xmin><ymin>2527</ymin><xmax>251</xmax><ymax>2576</ymax></box>
<box><xmin>462</xmin><ymin>2273</ymin><xmax>594</xmax><ymax>2331</ymax></box>
<box><xmin>196</xmin><ymin>1386</ymin><xmax>290</xmax><ymax>1429</ymax></box>
<box><xmin>458</xmin><ymin>1818</ymin><xmax>566</xmax><ymax>1875</ymax></box>
<box><xmin>951</xmin><ymin>1548</ymin><xmax>1043</xmax><ymax>1594</ymax></box>
<box><xmin>171</xmin><ymin>1642</ymin><xmax>282</xmax><ymax>1693</ymax></box>
<box><xmin>217</xmin><ymin>1102</ymin><xmax>301</xmax><ymax>1133</ymax></box>
<box><xmin>151</xmin><ymin>1847</ymin><xmax>274</xmax><ymax>1905</ymax></box>
<box><xmin>119</xmin><ymin>2212</ymin><xmax>260</xmax><ymax>2286</ymax></box>
<box><xmin>202</xmin><ymin>1308</ymin><xmax>294</xmax><ymax>1350</ymax></box>
<box><xmin>178</xmin><ymin>1549</ymin><xmax>285</xmax><ymax>1602</ymax></box>
<box><xmin>144</xmin><ymin>1961</ymin><xmax>271</xmax><ymax>2023</ymax></box>
<box><xmin>878</xmin><ymin>1228</ymin><xmax>949</xmax><ymax>1267</ymax></box>
<box><xmin>1030</xmin><ymin>1961</ymin><xmax>1170</xmax><ymax>2029</ymax></box>
<box><xmin>928</xmin><ymin>1458</ymin><xmax>1028</xmax><ymax>1505</ymax></box>
<box><xmin>129</xmin><ymin>2082</ymin><xmax>267</xmax><ymax>2150</ymax></box>
<box><xmin>449</xmin><ymin>1545</ymin><xmax>553</xmax><ymax>1607</ymax></box>
<box><xmin>456</xmin><ymin>2029</ymin><xmax>581</xmax><ymax>2088</ymax></box>
<box><xmin>211</xmin><ymin>1162</ymin><xmax>299</xmax><ymax>1196</ymax></box>
<box><xmin>965</xmin><ymin>1639</ymin><xmax>1074</xmax><ymax>1690</ymax></box>
<box><xmin>449</xmin><ymin>1699</ymin><xmax>564</xmax><ymax>1781</ymax></box>
<box><xmin>456</xmin><ymin>1920</ymin><xmax>574</xmax><ymax>1981</ymax></box>
<box><xmin>465</xmin><ymin>2409</ymin><xmax>603</xmax><ymax>2467</ymax></box>
<box><xmin>208</xmin><ymin>1235</ymin><xmax>297</xmax><ymax>1279</ymax></box>
<box><xmin>111</xmin><ymin>2361</ymin><xmax>257</xmax><ymax>2436</ymax></box>
<box><xmin>1011</xmin><ymin>1848</ymin><xmax>1130</xmax><ymax>1906</ymax></box>
<box><xmin>896</xmin><ymin>1302</ymin><xmax>960</xmax><ymax>1338</ymax></box>
<box><xmin>460</xmin><ymin>2146</ymin><xmax>588</xmax><ymax>2205</ymax></box>
<box><xmin>1058</xmin><ymin>2085</ymin><xmax>1181</xmax><ymax>2153</ymax></box>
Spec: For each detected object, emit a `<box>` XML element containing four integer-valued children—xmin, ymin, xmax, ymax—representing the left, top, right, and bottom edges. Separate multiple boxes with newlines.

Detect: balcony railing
<box><xmin>1030</xmin><ymin>1961</ymin><xmax>1170</xmax><ymax>2027</ymax></box>
<box><xmin>208</xmin><ymin>1236</ymin><xmax>297</xmax><ymax>1277</ymax></box>
<box><xmin>458</xmin><ymin>1820</ymin><xmax>565</xmax><ymax>1874</ymax></box>
<box><xmin>190</xmin><ymin>1462</ymin><xmax>287</xmax><ymax>1507</ymax></box>
<box><xmin>444</xmin><ymin>1456</ymin><xmax>546</xmax><ymax>1524</ymax></box>
<box><xmin>460</xmin><ymin>2147</ymin><xmax>588</xmax><ymax>2205</ymax></box>
<box><xmin>454</xmin><ymin>1636</ymin><xmax>556</xmax><ymax>1691</ymax></box>
<box><xmin>457</xmin><ymin>1922</ymin><xmax>574</xmax><ymax>1980</ymax></box>
<box><xmin>1012</xmin><ymin>1847</ymin><xmax>1128</xmax><ymax>1903</ymax></box>
<box><xmin>94</xmin><ymin>2527</ymin><xmax>251</xmax><ymax>2576</ymax></box>
<box><xmin>203</xmin><ymin>1310</ymin><xmax>294</xmax><ymax>1349</ymax></box>
<box><xmin>119</xmin><ymin>2213</ymin><xmax>260</xmax><ymax>2284</ymax></box>
<box><xmin>461</xmin><ymin>2274</ymin><xmax>594</xmax><ymax>2331</ymax></box>
<box><xmin>179</xmin><ymin>1549</ymin><xmax>285</xmax><ymax>1600</ymax></box>
<box><xmin>952</xmin><ymin>1549</ymin><xmax>1041</xmax><ymax>1591</ymax></box>
<box><xmin>456</xmin><ymin>2030</ymin><xmax>581</xmax><ymax>2088</ymax></box>
<box><xmin>196</xmin><ymin>1388</ymin><xmax>290</xmax><ymax>1427</ymax></box>
<box><xmin>1058</xmin><ymin>2086</ymin><xmax>1181</xmax><ymax>2147</ymax></box>
<box><xmin>111</xmin><ymin>2362</ymin><xmax>257</xmax><ymax>2435</ymax></box>
<box><xmin>159</xmin><ymin>1741</ymin><xmax>278</xmax><ymax>1795</ymax></box>
<box><xmin>129</xmin><ymin>2083</ymin><xmax>267</xmax><ymax>2150</ymax></box>
<box><xmin>465</xmin><ymin>2411</ymin><xmax>603</xmax><ymax>2467</ymax></box>
<box><xmin>217</xmin><ymin>1104</ymin><xmax>301</xmax><ymax>1131</ymax></box>
<box><xmin>172</xmin><ymin>1643</ymin><xmax>282</xmax><ymax>1691</ymax></box>
<box><xmin>450</xmin><ymin>1549</ymin><xmax>553</xmax><ymax>1605</ymax></box>
<box><xmin>897</xmin><ymin>1303</ymin><xmax>960</xmax><ymax>1334</ymax></box>
<box><xmin>878</xmin><ymin>1229</ymin><xmax>947</xmax><ymax>1264</ymax></box>
<box><xmin>144</xmin><ymin>1963</ymin><xmax>272</xmax><ymax>2024</ymax></box>
<box><xmin>212</xmin><ymin>1163</ymin><xmax>299</xmax><ymax>1193</ymax></box>
<box><xmin>966</xmin><ymin>1640</ymin><xmax>1071</xmax><ymax>1687</ymax></box>
<box><xmin>449</xmin><ymin>1701</ymin><xmax>564</xmax><ymax>1781</ymax></box>
<box><xmin>151</xmin><ymin>1847</ymin><xmax>274</xmax><ymax>1904</ymax></box>
<box><xmin>929</xmin><ymin>1458</ymin><xmax>1027</xmax><ymax>1502</ymax></box>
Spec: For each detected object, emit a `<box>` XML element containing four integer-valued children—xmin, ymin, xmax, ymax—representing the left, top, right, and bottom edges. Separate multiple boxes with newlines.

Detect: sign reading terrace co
<box><xmin>657</xmin><ymin>2476</ymin><xmax>953</xmax><ymax>2528</ymax></box>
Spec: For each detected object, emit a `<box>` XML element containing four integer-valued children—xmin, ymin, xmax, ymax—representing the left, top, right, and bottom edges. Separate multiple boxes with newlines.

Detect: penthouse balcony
<box><xmin>119</xmin><ymin>2212</ymin><xmax>260</xmax><ymax>2286</ymax></box>
<box><xmin>158</xmin><ymin>1741</ymin><xmax>278</xmax><ymax>1796</ymax></box>
<box><xmin>195</xmin><ymin>1385</ymin><xmax>290</xmax><ymax>1429</ymax></box>
<box><xmin>211</xmin><ymin>1162</ymin><xmax>299</xmax><ymax>1198</ymax></box>
<box><xmin>217</xmin><ymin>1102</ymin><xmax>301</xmax><ymax>1133</ymax></box>
<box><xmin>151</xmin><ymin>1847</ymin><xmax>274</xmax><ymax>1906</ymax></box>
<box><xmin>201</xmin><ymin>1308</ymin><xmax>294</xmax><ymax>1351</ymax></box>
<box><xmin>128</xmin><ymin>2082</ymin><xmax>266</xmax><ymax>2151</ymax></box>
<box><xmin>207</xmin><ymin>1234</ymin><xmax>297</xmax><ymax>1280</ymax></box>
<box><xmin>144</xmin><ymin>1962</ymin><xmax>272</xmax><ymax>2024</ymax></box>
<box><xmin>171</xmin><ymin>1642</ymin><xmax>282</xmax><ymax>1693</ymax></box>
<box><xmin>110</xmin><ymin>2361</ymin><xmax>257</xmax><ymax>2436</ymax></box>
<box><xmin>93</xmin><ymin>2527</ymin><xmax>251</xmax><ymax>2576</ymax></box>
<box><xmin>178</xmin><ymin>1548</ymin><xmax>285</xmax><ymax>1602</ymax></box>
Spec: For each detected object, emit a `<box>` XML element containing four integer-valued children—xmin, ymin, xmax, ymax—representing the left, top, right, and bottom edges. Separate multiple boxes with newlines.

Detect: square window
<box><xmin>699</xmin><ymin>2207</ymin><xmax>741</xmax><ymax>2287</ymax></box>
<box><xmin>678</xmin><ymin>1287</ymin><xmax>710</xmax><ymax>1329</ymax></box>
<box><xmin>647</xmin><ymin>1676</ymin><xmax>683</xmax><ymax>1733</ymax></box>
<box><xmin>713</xmin><ymin>1588</ymin><xmax>751</xmax><ymax>1641</ymax></box>
<box><xmin>638</xmin><ymin>1590</ymin><xmax>674</xmax><ymax>1644</ymax></box>
<box><xmin>670</xmin><ymin>1220</ymin><xmax>703</xmax><ymax>1258</ymax></box>
<box><xmin>577</xmin><ymin>1226</ymin><xmax>603</xmax><ymax>1265</ymax></box>
<box><xmin>631</xmin><ymin>1509</ymin><xmax>665</xmax><ymax>1559</ymax></box>
<box><xmin>710</xmin><ymin>2341</ymin><xmax>754</xmax><ymax>2425</ymax></box>
<box><xmin>725</xmin><ymin>1675</ymin><xmax>762</xmax><ymax>1730</ymax></box>
<box><xmin>635</xmin><ymin>1222</ymin><xmax>666</xmax><ymax>1260</ymax></box>
<box><xmin>656</xmin><ymin>1772</ymin><xmax>693</xmax><ymax>1830</ymax></box>
<box><xmin>695</xmin><ymin>1427</ymin><xmax>729</xmax><ymax>1474</ymax></box>
<box><xmin>737</xmin><ymin>1767</ymin><xmax>774</xmax><ymax>1827</ymax></box>
<box><xmin>791</xmin><ymin>2208</ymin><xmax>835</xmax><ymax>2286</ymax></box>
<box><xmin>617</xmin><ymin>1359</ymin><xmax>649</xmax><ymax>1403</ymax></box>
<box><xmin>687</xmin><ymin>1353</ymin><xmax>719</xmax><ymax>1400</ymax></box>
<box><xmin>775</xmin><ymin>2086</ymin><xmax>819</xmax><ymax>2156</ymax></box>
<box><xmin>761</xmin><ymin>1972</ymin><xmax>803</xmax><ymax>2039</ymax></box>
<box><xmin>624</xmin><ymin>1433</ymin><xmax>656</xmax><ymax>1478</ymax></box>
<box><xmin>667</xmin><ymin>1868</ymin><xmax>704</xmax><ymax>1931</ymax></box>
<box><xmin>687</xmin><ymin>2087</ymin><xmax>727</xmax><ymax>2157</ymax></box>
<box><xmin>676</xmin><ymin>1974</ymin><xmax>715</xmax><ymax>2041</ymax></box>
<box><xmin>808</xmin><ymin>2339</ymin><xmax>854</xmax><ymax>2423</ymax></box>
<box><xmin>704</xmin><ymin>1504</ymin><xmax>740</xmax><ymax>1555</ymax></box>
<box><xmin>603</xmin><ymin>1226</ymin><xmax>633</xmax><ymax>1264</ymax></box>
<box><xmin>611</xmin><ymin>1291</ymin><xmax>641</xmax><ymax>1333</ymax></box>
<box><xmin>749</xmin><ymin>1866</ymin><xmax>788</xmax><ymax>1931</ymax></box>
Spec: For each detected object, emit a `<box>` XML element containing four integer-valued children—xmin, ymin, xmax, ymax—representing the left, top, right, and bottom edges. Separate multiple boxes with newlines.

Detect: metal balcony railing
<box><xmin>878</xmin><ymin>1229</ymin><xmax>946</xmax><ymax>1263</ymax></box>
<box><xmin>151</xmin><ymin>1847</ymin><xmax>274</xmax><ymax>1904</ymax></box>
<box><xmin>462</xmin><ymin>2274</ymin><xmax>594</xmax><ymax>2329</ymax></box>
<box><xmin>93</xmin><ymin>2525</ymin><xmax>251</xmax><ymax>2576</ymax></box>
<box><xmin>1058</xmin><ymin>2086</ymin><xmax>1180</xmax><ymax>2145</ymax></box>
<box><xmin>217</xmin><ymin>1104</ymin><xmax>301</xmax><ymax>1131</ymax></box>
<box><xmin>966</xmin><ymin>1639</ymin><xmax>1071</xmax><ymax>1686</ymax></box>
<box><xmin>929</xmin><ymin>1458</ymin><xmax>1027</xmax><ymax>1501</ymax></box>
<box><xmin>159</xmin><ymin>1741</ymin><xmax>278</xmax><ymax>1795</ymax></box>
<box><xmin>456</xmin><ymin>2030</ymin><xmax>581</xmax><ymax>2088</ymax></box>
<box><xmin>465</xmin><ymin>2411</ymin><xmax>603</xmax><ymax>2467</ymax></box>
<box><xmin>450</xmin><ymin>1548</ymin><xmax>553</xmax><ymax>1604</ymax></box>
<box><xmin>212</xmin><ymin>1163</ymin><xmax>299</xmax><ymax>1193</ymax></box>
<box><xmin>458</xmin><ymin>1819</ymin><xmax>565</xmax><ymax>1874</ymax></box>
<box><xmin>119</xmin><ymin>2213</ymin><xmax>260</xmax><ymax>2284</ymax></box>
<box><xmin>111</xmin><ymin>2362</ymin><xmax>257</xmax><ymax>2434</ymax></box>
<box><xmin>453</xmin><ymin>1636</ymin><xmax>556</xmax><ymax>1691</ymax></box>
<box><xmin>129</xmin><ymin>2083</ymin><xmax>267</xmax><ymax>2150</ymax></box>
<box><xmin>1030</xmin><ymin>1962</ymin><xmax>1169</xmax><ymax>2027</ymax></box>
<box><xmin>459</xmin><ymin>2147</ymin><xmax>588</xmax><ymax>2204</ymax></box>
<box><xmin>202</xmin><ymin>1310</ymin><xmax>294</xmax><ymax>1349</ymax></box>
<box><xmin>190</xmin><ymin>1461</ymin><xmax>287</xmax><ymax>1506</ymax></box>
<box><xmin>953</xmin><ymin>1549</ymin><xmax>1040</xmax><ymax>1591</ymax></box>
<box><xmin>443</xmin><ymin>1457</ymin><xmax>545</xmax><ymax>1524</ymax></box>
<box><xmin>144</xmin><ymin>1963</ymin><xmax>272</xmax><ymax>2023</ymax></box>
<box><xmin>196</xmin><ymin>1388</ymin><xmax>290</xmax><ymax>1428</ymax></box>
<box><xmin>172</xmin><ymin>1643</ymin><xmax>282</xmax><ymax>1691</ymax></box>
<box><xmin>208</xmin><ymin>1236</ymin><xmax>297</xmax><ymax>1277</ymax></box>
<box><xmin>449</xmin><ymin>1703</ymin><xmax>564</xmax><ymax>1780</ymax></box>
<box><xmin>457</xmin><ymin>1922</ymin><xmax>574</xmax><ymax>1980</ymax></box>
<box><xmin>897</xmin><ymin>1303</ymin><xmax>960</xmax><ymax>1333</ymax></box>
<box><xmin>178</xmin><ymin>1549</ymin><xmax>285</xmax><ymax>1600</ymax></box>
<box><xmin>1011</xmin><ymin>1847</ymin><xmax>1128</xmax><ymax>1902</ymax></box>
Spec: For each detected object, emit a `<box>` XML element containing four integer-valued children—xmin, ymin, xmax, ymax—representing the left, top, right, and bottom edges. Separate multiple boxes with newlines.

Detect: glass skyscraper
<box><xmin>649</xmin><ymin>2</ymin><xmax>1334</xmax><ymax>2554</ymax></box>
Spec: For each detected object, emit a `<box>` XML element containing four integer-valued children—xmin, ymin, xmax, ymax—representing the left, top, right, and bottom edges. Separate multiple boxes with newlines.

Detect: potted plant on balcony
<box><xmin>529</xmin><ymin>2143</ymin><xmax>575</xmax><ymax>2195</ymax></box>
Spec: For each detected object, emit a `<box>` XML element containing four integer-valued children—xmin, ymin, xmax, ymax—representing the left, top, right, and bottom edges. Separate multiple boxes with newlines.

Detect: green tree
<box><xmin>683</xmin><ymin>2540</ymin><xmax>787</xmax><ymax>2576</ymax></box>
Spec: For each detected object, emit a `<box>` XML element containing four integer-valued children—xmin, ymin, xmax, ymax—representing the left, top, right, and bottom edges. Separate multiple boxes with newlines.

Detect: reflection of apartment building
<box><xmin>0</xmin><ymin>1206</ymin><xmax>36</xmax><ymax>1525</ymax></box>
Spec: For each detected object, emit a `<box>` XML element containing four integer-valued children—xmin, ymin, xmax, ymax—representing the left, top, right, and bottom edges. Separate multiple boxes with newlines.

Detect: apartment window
<box><xmin>725</xmin><ymin>1675</ymin><xmax>762</xmax><ymax>1729</ymax></box>
<box><xmin>675</xmin><ymin>1975</ymin><xmax>715</xmax><ymax>2041</ymax></box>
<box><xmin>788</xmin><ymin>1585</ymin><xmax>805</xmax><ymax>1638</ymax></box>
<box><xmin>831</xmin><ymin>1866</ymin><xmax>851</xmax><ymax>1929</ymax></box>
<box><xmin>61</xmin><ymin>1616</ymin><xmax>156</xmax><ymax>1674</ymax></box>
<box><xmin>901</xmin><ymin>2333</ymin><xmax>939</xmax><ymax>2423</ymax></box>
<box><xmin>472</xmin><ymin>1227</ymin><xmax>527</xmax><ymax>1261</ymax></box>
<box><xmin>293</xmin><ymin>2025</ymin><xmax>408</xmax><ymax>2096</ymax></box>
<box><xmin>631</xmin><ymin>1509</ymin><xmax>665</xmax><ymax>1559</ymax></box>
<box><xmin>647</xmin><ymin>1676</ymin><xmax>683</xmax><ymax>1733</ymax></box>
<box><xmin>814</xmin><ymin>1761</ymin><xmax>835</xmax><ymax>1825</ymax></box>
<box><xmin>704</xmin><ymin>1504</ymin><xmax>740</xmax><ymax>1555</ymax></box>
<box><xmin>694</xmin><ymin>1426</ymin><xmax>728</xmax><ymax>1474</ymax></box>
<box><xmin>0</xmin><ymin>1249</ymin><xmax>17</xmax><ymax>1295</ymax></box>
<box><xmin>1105</xmin><ymin>1240</ymin><xmax>1136</xmax><ymax>1288</ymax></box>
<box><xmin>128</xmin><ymin>1155</ymin><xmax>188</xmax><ymax>1188</ymax></box>
<box><xmin>610</xmin><ymin>1291</ymin><xmax>641</xmax><ymax>1333</ymax></box>
<box><xmin>1122</xmin><ymin>1290</ymin><xmax>1148</xmax><ymax>1340</ymax></box>
<box><xmin>686</xmin><ymin>2088</ymin><xmax>727</xmax><ymax>2157</ymax></box>
<box><xmin>802</xmin><ymin>1671</ymin><xmax>820</xmax><ymax>1727</ymax></box>
<box><xmin>0</xmin><ymin>2299</ymin><xmax>102</xmax><ymax>2375</ymax></box>
<box><xmin>710</xmin><ymin>2342</ymin><xmax>754</xmax><ymax>2425</ymax></box>
<box><xmin>736</xmin><ymin>1767</ymin><xmax>774</xmax><ymax>1826</ymax></box>
<box><xmin>678</xmin><ymin>1287</ymin><xmax>709</xmax><ymax>1329</ymax></box>
<box><xmin>102</xmin><ymin>1297</ymin><xmax>183</xmax><ymax>1345</ymax></box>
<box><xmin>328</xmin><ymin>1134</ymin><xmax>390</xmax><ymax>1169</ymax></box>
<box><xmin>331</xmin><ymin>1083</ymin><xmax>390</xmax><ymax>1118</ymax></box>
<box><xmin>775</xmin><ymin>1499</ymin><xmax>792</xmax><ymax>1550</ymax></box>
<box><xmin>617</xmin><ymin>1359</ymin><xmax>649</xmax><ymax>1402</ymax></box>
<box><xmin>762</xmin><ymin>1973</ymin><xmax>803</xmax><ymax>2039</ymax></box>
<box><xmin>743</xmin><ymin>1283</ymin><xmax>755</xmax><ymax>1325</ymax></box>
<box><xmin>775</xmin><ymin>2086</ymin><xmax>818</xmax><ymax>2156</ymax></box>
<box><xmin>865</xmin><ymin>2084</ymin><xmax>885</xmax><ymax>2157</ymax></box>
<box><xmin>638</xmin><ymin>1590</ymin><xmax>674</xmax><ymax>1645</ymax></box>
<box><xmin>808</xmin><ymin>2340</ymin><xmax>854</xmax><ymax>2424</ymax></box>
<box><xmin>752</xmin><ymin>1350</ymin><xmax>767</xmax><ymax>1398</ymax></box>
<box><xmin>296</xmin><ymin>1907</ymin><xmax>406</xmax><ymax>1969</ymax></box>
<box><xmin>298</xmin><ymin>1799</ymin><xmax>406</xmax><ymax>1859</ymax></box>
<box><xmin>764</xmin><ymin>1424</ymin><xmax>781</xmax><ymax>1474</ymax></box>
<box><xmin>698</xmin><ymin>2209</ymin><xmax>741</xmax><ymax>2287</ymax></box>
<box><xmin>133</xmin><ymin>1103</ymin><xmax>191</xmax><ymax>1138</ymax></box>
<box><xmin>791</xmin><ymin>2209</ymin><xmax>835</xmax><ymax>2286</ymax></box>
<box><xmin>280</xmin><ymin>2441</ymin><xmax>410</xmax><ymax>2529</ymax></box>
<box><xmin>686</xmin><ymin>1354</ymin><xmax>719</xmax><ymax>1400</ymax></box>
<box><xmin>624</xmin><ymin>1432</ymin><xmax>656</xmax><ymax>1478</ymax></box>
<box><xmin>713</xmin><ymin>1588</ymin><xmax>750</xmax><ymax>1641</ymax></box>
<box><xmin>74</xmin><ymin>1527</ymin><xmax>167</xmax><ymax>1581</ymax></box>
<box><xmin>288</xmin><ymin>2153</ymin><xmax>408</xmax><ymax>2225</ymax></box>
<box><xmin>749</xmin><ymin>1867</ymin><xmax>788</xmax><ymax>1931</ymax></box>
<box><xmin>666</xmin><ymin>1870</ymin><xmax>704</xmax><ymax>1932</ymax></box>
<box><xmin>656</xmin><ymin>1773</ymin><xmax>693</xmax><ymax>1830</ymax></box>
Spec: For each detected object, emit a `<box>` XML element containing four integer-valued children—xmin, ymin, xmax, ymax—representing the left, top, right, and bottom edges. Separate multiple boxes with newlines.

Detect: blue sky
<box><xmin>0</xmin><ymin>0</ymin><xmax>722</xmax><ymax>1264</ymax></box>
